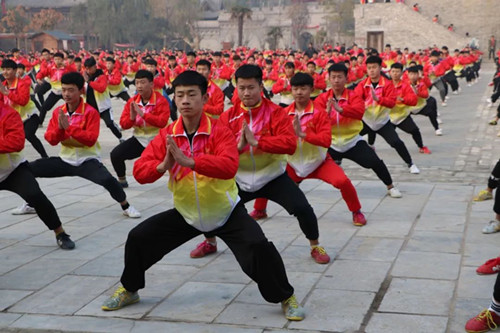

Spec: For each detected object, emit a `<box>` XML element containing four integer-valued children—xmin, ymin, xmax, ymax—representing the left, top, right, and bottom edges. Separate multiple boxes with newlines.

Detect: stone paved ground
<box><xmin>0</xmin><ymin>63</ymin><xmax>499</xmax><ymax>333</ymax></box>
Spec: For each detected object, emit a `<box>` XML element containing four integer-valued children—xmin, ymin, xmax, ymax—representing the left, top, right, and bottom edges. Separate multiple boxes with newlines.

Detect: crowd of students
<box><xmin>0</xmin><ymin>42</ymin><xmax>491</xmax><ymax>326</ymax></box>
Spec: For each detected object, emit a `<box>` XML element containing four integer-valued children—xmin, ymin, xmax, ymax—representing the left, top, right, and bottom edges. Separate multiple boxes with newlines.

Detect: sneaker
<box><xmin>441</xmin><ymin>102</ymin><xmax>447</xmax><ymax>107</ymax></box>
<box><xmin>56</xmin><ymin>232</ymin><xmax>75</xmax><ymax>250</ymax></box>
<box><xmin>281</xmin><ymin>294</ymin><xmax>305</xmax><ymax>321</ymax></box>
<box><xmin>101</xmin><ymin>286</ymin><xmax>140</xmax><ymax>311</ymax></box>
<box><xmin>249</xmin><ymin>209</ymin><xmax>268</xmax><ymax>220</ymax></box>
<box><xmin>388</xmin><ymin>187</ymin><xmax>403</xmax><ymax>198</ymax></box>
<box><xmin>497</xmin><ymin>131</ymin><xmax>500</xmax><ymax>137</ymax></box>
<box><xmin>477</xmin><ymin>257</ymin><xmax>500</xmax><ymax>275</ymax></box>
<box><xmin>437</xmin><ymin>117</ymin><xmax>443</xmax><ymax>124</ymax></box>
<box><xmin>123</xmin><ymin>206</ymin><xmax>141</xmax><ymax>218</ymax></box>
<box><xmin>465</xmin><ymin>309</ymin><xmax>500</xmax><ymax>333</ymax></box>
<box><xmin>474</xmin><ymin>190</ymin><xmax>493</xmax><ymax>201</ymax></box>
<box><xmin>409</xmin><ymin>164</ymin><xmax>420</xmax><ymax>174</ymax></box>
<box><xmin>190</xmin><ymin>240</ymin><xmax>217</xmax><ymax>258</ymax></box>
<box><xmin>445</xmin><ymin>95</ymin><xmax>450</xmax><ymax>100</ymax></box>
<box><xmin>468</xmin><ymin>83</ymin><xmax>472</xmax><ymax>87</ymax></box>
<box><xmin>11</xmin><ymin>203</ymin><xmax>36</xmax><ymax>215</ymax></box>
<box><xmin>483</xmin><ymin>220</ymin><xmax>500</xmax><ymax>234</ymax></box>
<box><xmin>419</xmin><ymin>146</ymin><xmax>431</xmax><ymax>154</ymax></box>
<box><xmin>119</xmin><ymin>138</ymin><xmax>126</xmax><ymax>143</ymax></box>
<box><xmin>489</xmin><ymin>120</ymin><xmax>498</xmax><ymax>125</ymax></box>
<box><xmin>435</xmin><ymin>129</ymin><xmax>443</xmax><ymax>136</ymax></box>
<box><xmin>352</xmin><ymin>210</ymin><xmax>367</xmax><ymax>226</ymax></box>
<box><xmin>369</xmin><ymin>144</ymin><xmax>376</xmax><ymax>151</ymax></box>
<box><xmin>119</xmin><ymin>180</ymin><xmax>129</xmax><ymax>188</ymax></box>
<box><xmin>453</xmin><ymin>90</ymin><xmax>459</xmax><ymax>95</ymax></box>
<box><xmin>311</xmin><ymin>246</ymin><xmax>330</xmax><ymax>264</ymax></box>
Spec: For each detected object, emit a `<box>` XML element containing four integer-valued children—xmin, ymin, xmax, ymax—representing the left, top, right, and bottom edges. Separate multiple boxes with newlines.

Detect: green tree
<box><xmin>266</xmin><ymin>26</ymin><xmax>283</xmax><ymax>49</ymax></box>
<box><xmin>230</xmin><ymin>5</ymin><xmax>252</xmax><ymax>47</ymax></box>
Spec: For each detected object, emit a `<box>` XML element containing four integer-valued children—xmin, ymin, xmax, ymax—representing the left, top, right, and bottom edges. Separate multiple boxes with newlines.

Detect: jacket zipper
<box><xmin>248</xmin><ymin>109</ymin><xmax>256</xmax><ymax>185</ymax></box>
<box><xmin>189</xmin><ymin>134</ymin><xmax>204</xmax><ymax>230</ymax></box>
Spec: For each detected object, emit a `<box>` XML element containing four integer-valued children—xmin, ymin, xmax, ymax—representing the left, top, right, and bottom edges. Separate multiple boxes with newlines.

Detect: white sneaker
<box><xmin>483</xmin><ymin>220</ymin><xmax>500</xmax><ymax>234</ymax></box>
<box><xmin>435</xmin><ymin>128</ymin><xmax>443</xmax><ymax>136</ymax></box>
<box><xmin>388</xmin><ymin>187</ymin><xmax>402</xmax><ymax>198</ymax></box>
<box><xmin>487</xmin><ymin>98</ymin><xmax>492</xmax><ymax>103</ymax></box>
<box><xmin>441</xmin><ymin>102</ymin><xmax>447</xmax><ymax>107</ymax></box>
<box><xmin>409</xmin><ymin>164</ymin><xmax>420</xmax><ymax>174</ymax></box>
<box><xmin>452</xmin><ymin>90</ymin><xmax>458</xmax><ymax>95</ymax></box>
<box><xmin>437</xmin><ymin>117</ymin><xmax>443</xmax><ymax>124</ymax></box>
<box><xmin>123</xmin><ymin>205</ymin><xmax>141</xmax><ymax>218</ymax></box>
<box><xmin>445</xmin><ymin>96</ymin><xmax>450</xmax><ymax>100</ymax></box>
<box><xmin>467</xmin><ymin>83</ymin><xmax>472</xmax><ymax>87</ymax></box>
<box><xmin>11</xmin><ymin>203</ymin><xmax>36</xmax><ymax>215</ymax></box>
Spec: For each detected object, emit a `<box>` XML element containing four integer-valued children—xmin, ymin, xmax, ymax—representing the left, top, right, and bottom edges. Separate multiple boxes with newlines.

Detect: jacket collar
<box><xmin>287</xmin><ymin>100</ymin><xmax>314</xmax><ymax>116</ymax></box>
<box><xmin>240</xmin><ymin>99</ymin><xmax>263</xmax><ymax>112</ymax></box>
<box><xmin>62</xmin><ymin>98</ymin><xmax>85</xmax><ymax>115</ymax></box>
<box><xmin>364</xmin><ymin>75</ymin><xmax>387</xmax><ymax>88</ymax></box>
<box><xmin>172</xmin><ymin>112</ymin><xmax>212</xmax><ymax>137</ymax></box>
<box><xmin>134</xmin><ymin>90</ymin><xmax>156</xmax><ymax>106</ymax></box>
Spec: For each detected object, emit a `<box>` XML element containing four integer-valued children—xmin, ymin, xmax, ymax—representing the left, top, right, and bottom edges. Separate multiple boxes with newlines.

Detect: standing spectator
<box><xmin>432</xmin><ymin>15</ymin><xmax>439</xmax><ymax>23</ymax></box>
<box><xmin>448</xmin><ymin>24</ymin><xmax>454</xmax><ymax>32</ymax></box>
<box><xmin>489</xmin><ymin>35</ymin><xmax>497</xmax><ymax>60</ymax></box>
<box><xmin>412</xmin><ymin>3</ymin><xmax>419</xmax><ymax>12</ymax></box>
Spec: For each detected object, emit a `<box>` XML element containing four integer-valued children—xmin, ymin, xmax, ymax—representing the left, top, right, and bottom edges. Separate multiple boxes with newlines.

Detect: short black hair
<box><xmin>290</xmin><ymin>72</ymin><xmax>313</xmax><ymax>87</ymax></box>
<box><xmin>172</xmin><ymin>70</ymin><xmax>208</xmax><ymax>95</ymax></box>
<box><xmin>1</xmin><ymin>59</ymin><xmax>17</xmax><ymax>69</ymax></box>
<box><xmin>213</xmin><ymin>51</ymin><xmax>222</xmax><ymax>57</ymax></box>
<box><xmin>196</xmin><ymin>59</ymin><xmax>211</xmax><ymax>69</ymax></box>
<box><xmin>306</xmin><ymin>61</ymin><xmax>316</xmax><ymax>67</ymax></box>
<box><xmin>83</xmin><ymin>57</ymin><xmax>96</xmax><ymax>68</ymax></box>
<box><xmin>235</xmin><ymin>64</ymin><xmax>263</xmax><ymax>84</ymax></box>
<box><xmin>168</xmin><ymin>55</ymin><xmax>176</xmax><ymax>61</ymax></box>
<box><xmin>328</xmin><ymin>63</ymin><xmax>348</xmax><ymax>77</ymax></box>
<box><xmin>105</xmin><ymin>56</ymin><xmax>115</xmax><ymax>63</ymax></box>
<box><xmin>135</xmin><ymin>69</ymin><xmax>154</xmax><ymax>82</ymax></box>
<box><xmin>61</xmin><ymin>72</ymin><xmax>85</xmax><ymax>90</ymax></box>
<box><xmin>430</xmin><ymin>50</ymin><xmax>441</xmax><ymax>57</ymax></box>
<box><xmin>11</xmin><ymin>48</ymin><xmax>20</xmax><ymax>53</ymax></box>
<box><xmin>232</xmin><ymin>55</ymin><xmax>241</xmax><ymax>61</ymax></box>
<box><xmin>390</xmin><ymin>62</ymin><xmax>404</xmax><ymax>70</ymax></box>
<box><xmin>265</xmin><ymin>59</ymin><xmax>273</xmax><ymax>65</ymax></box>
<box><xmin>366</xmin><ymin>55</ymin><xmax>382</xmax><ymax>66</ymax></box>
<box><xmin>143</xmin><ymin>58</ymin><xmax>157</xmax><ymax>66</ymax></box>
<box><xmin>186</xmin><ymin>51</ymin><xmax>196</xmax><ymax>57</ymax></box>
<box><xmin>17</xmin><ymin>63</ymin><xmax>25</xmax><ymax>70</ymax></box>
<box><xmin>53</xmin><ymin>52</ymin><xmax>64</xmax><ymax>59</ymax></box>
<box><xmin>41</xmin><ymin>48</ymin><xmax>50</xmax><ymax>54</ymax></box>
<box><xmin>407</xmin><ymin>66</ymin><xmax>419</xmax><ymax>73</ymax></box>
<box><xmin>284</xmin><ymin>61</ymin><xmax>295</xmax><ymax>69</ymax></box>
<box><xmin>74</xmin><ymin>57</ymin><xmax>82</xmax><ymax>63</ymax></box>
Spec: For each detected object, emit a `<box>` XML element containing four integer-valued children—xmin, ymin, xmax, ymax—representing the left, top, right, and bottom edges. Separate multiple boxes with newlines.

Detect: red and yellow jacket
<box><xmin>354</xmin><ymin>76</ymin><xmax>396</xmax><ymax>131</ymax></box>
<box><xmin>310</xmin><ymin>72</ymin><xmax>327</xmax><ymax>98</ymax></box>
<box><xmin>45</xmin><ymin>98</ymin><xmax>101</xmax><ymax>166</ymax></box>
<box><xmin>2</xmin><ymin>78</ymin><xmax>38</xmax><ymax>121</ymax></box>
<box><xmin>219</xmin><ymin>98</ymin><xmax>296</xmax><ymax>192</ymax></box>
<box><xmin>315</xmin><ymin>88</ymin><xmax>365</xmax><ymax>152</ymax></box>
<box><xmin>0</xmin><ymin>102</ymin><xmax>26</xmax><ymax>182</ymax></box>
<box><xmin>120</xmin><ymin>91</ymin><xmax>170</xmax><ymax>147</ymax></box>
<box><xmin>106</xmin><ymin>67</ymin><xmax>127</xmax><ymax>95</ymax></box>
<box><xmin>272</xmin><ymin>76</ymin><xmax>293</xmax><ymax>105</ymax></box>
<box><xmin>204</xmin><ymin>81</ymin><xmax>225</xmax><ymax>118</ymax></box>
<box><xmin>36</xmin><ymin>64</ymin><xmax>70</xmax><ymax>94</ymax></box>
<box><xmin>122</xmin><ymin>61</ymin><xmax>140</xmax><ymax>81</ymax></box>
<box><xmin>133</xmin><ymin>113</ymin><xmax>240</xmax><ymax>232</ymax></box>
<box><xmin>408</xmin><ymin>79</ymin><xmax>429</xmax><ymax>114</ymax></box>
<box><xmin>211</xmin><ymin>62</ymin><xmax>232</xmax><ymax>90</ymax></box>
<box><xmin>285</xmin><ymin>101</ymin><xmax>330</xmax><ymax>177</ymax></box>
<box><xmin>389</xmin><ymin>80</ymin><xmax>418</xmax><ymax>125</ymax></box>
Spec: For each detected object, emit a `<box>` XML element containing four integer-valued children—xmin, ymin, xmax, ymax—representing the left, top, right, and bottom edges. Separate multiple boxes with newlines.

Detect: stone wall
<box><xmin>354</xmin><ymin>3</ymin><xmax>469</xmax><ymax>51</ymax></box>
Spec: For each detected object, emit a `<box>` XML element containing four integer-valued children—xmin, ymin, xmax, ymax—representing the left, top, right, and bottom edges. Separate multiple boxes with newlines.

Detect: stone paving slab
<box><xmin>0</xmin><ymin>65</ymin><xmax>499</xmax><ymax>332</ymax></box>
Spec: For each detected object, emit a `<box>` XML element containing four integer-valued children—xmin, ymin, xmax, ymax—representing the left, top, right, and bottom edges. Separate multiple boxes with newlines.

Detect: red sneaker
<box><xmin>249</xmin><ymin>209</ymin><xmax>268</xmax><ymax>220</ymax></box>
<box><xmin>419</xmin><ymin>146</ymin><xmax>432</xmax><ymax>154</ymax></box>
<box><xmin>465</xmin><ymin>309</ymin><xmax>500</xmax><ymax>332</ymax></box>
<box><xmin>477</xmin><ymin>257</ymin><xmax>500</xmax><ymax>275</ymax></box>
<box><xmin>190</xmin><ymin>240</ymin><xmax>217</xmax><ymax>258</ymax></box>
<box><xmin>352</xmin><ymin>211</ymin><xmax>367</xmax><ymax>226</ymax></box>
<box><xmin>311</xmin><ymin>246</ymin><xmax>330</xmax><ymax>264</ymax></box>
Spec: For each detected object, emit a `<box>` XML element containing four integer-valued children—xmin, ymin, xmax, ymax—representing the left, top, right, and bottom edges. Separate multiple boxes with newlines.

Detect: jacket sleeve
<box><xmin>89</xmin><ymin>75</ymin><xmax>108</xmax><ymax>93</ymax></box>
<box><xmin>314</xmin><ymin>74</ymin><xmax>327</xmax><ymax>90</ymax></box>
<box><xmin>401</xmin><ymin>83</ymin><xmax>418</xmax><ymax>106</ymax></box>
<box><xmin>304</xmin><ymin>109</ymin><xmax>331</xmax><ymax>148</ymax></box>
<box><xmin>66</xmin><ymin>108</ymin><xmax>100</xmax><ymax>147</ymax></box>
<box><xmin>108</xmin><ymin>70</ymin><xmax>122</xmax><ymax>85</ymax></box>
<box><xmin>193</xmin><ymin>123</ymin><xmax>239</xmax><ymax>179</ymax></box>
<box><xmin>354</xmin><ymin>81</ymin><xmax>366</xmax><ymax>101</ymax></box>
<box><xmin>378</xmin><ymin>83</ymin><xmax>397</xmax><ymax>108</ymax></box>
<box><xmin>44</xmin><ymin>108</ymin><xmax>67</xmax><ymax>146</ymax></box>
<box><xmin>271</xmin><ymin>78</ymin><xmax>285</xmax><ymax>94</ymax></box>
<box><xmin>416</xmin><ymin>83</ymin><xmax>429</xmax><ymax>98</ymax></box>
<box><xmin>7</xmin><ymin>81</ymin><xmax>30</xmax><ymax>106</ymax></box>
<box><xmin>35</xmin><ymin>66</ymin><xmax>49</xmax><ymax>80</ymax></box>
<box><xmin>142</xmin><ymin>97</ymin><xmax>170</xmax><ymax>128</ymax></box>
<box><xmin>120</xmin><ymin>99</ymin><xmax>135</xmax><ymax>129</ymax></box>
<box><xmin>0</xmin><ymin>109</ymin><xmax>25</xmax><ymax>153</ymax></box>
<box><xmin>258</xmin><ymin>107</ymin><xmax>297</xmax><ymax>155</ymax></box>
<box><xmin>203</xmin><ymin>88</ymin><xmax>225</xmax><ymax>116</ymax></box>
<box><xmin>341</xmin><ymin>91</ymin><xmax>365</xmax><ymax>120</ymax></box>
<box><xmin>219</xmin><ymin>66</ymin><xmax>232</xmax><ymax>80</ymax></box>
<box><xmin>313</xmin><ymin>92</ymin><xmax>328</xmax><ymax>111</ymax></box>
<box><xmin>133</xmin><ymin>127</ymin><xmax>169</xmax><ymax>184</ymax></box>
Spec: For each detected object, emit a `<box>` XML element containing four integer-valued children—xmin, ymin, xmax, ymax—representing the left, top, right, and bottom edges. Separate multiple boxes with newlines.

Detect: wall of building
<box><xmin>354</xmin><ymin>3</ymin><xmax>469</xmax><ymax>51</ymax></box>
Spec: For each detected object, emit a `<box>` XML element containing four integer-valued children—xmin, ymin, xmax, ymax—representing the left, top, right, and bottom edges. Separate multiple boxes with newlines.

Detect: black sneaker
<box><xmin>56</xmin><ymin>232</ymin><xmax>75</xmax><ymax>250</ymax></box>
<box><xmin>119</xmin><ymin>180</ymin><xmax>129</xmax><ymax>188</ymax></box>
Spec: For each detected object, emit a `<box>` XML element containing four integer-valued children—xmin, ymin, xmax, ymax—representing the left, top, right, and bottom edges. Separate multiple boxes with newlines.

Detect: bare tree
<box><xmin>230</xmin><ymin>5</ymin><xmax>252</xmax><ymax>47</ymax></box>
<box><xmin>287</xmin><ymin>0</ymin><xmax>309</xmax><ymax>48</ymax></box>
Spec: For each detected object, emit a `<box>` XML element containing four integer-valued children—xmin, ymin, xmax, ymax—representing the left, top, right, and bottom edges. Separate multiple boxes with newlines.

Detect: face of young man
<box><xmin>85</xmin><ymin>65</ymin><xmax>97</xmax><ymax>76</ymax></box>
<box><xmin>291</xmin><ymin>85</ymin><xmax>312</xmax><ymax>105</ymax></box>
<box><xmin>196</xmin><ymin>65</ymin><xmax>211</xmax><ymax>80</ymax></box>
<box><xmin>1</xmin><ymin>67</ymin><xmax>16</xmax><ymax>80</ymax></box>
<box><xmin>390</xmin><ymin>68</ymin><xmax>402</xmax><ymax>81</ymax></box>
<box><xmin>408</xmin><ymin>71</ymin><xmax>419</xmax><ymax>84</ymax></box>
<box><xmin>16</xmin><ymin>68</ymin><xmax>25</xmax><ymax>77</ymax></box>
<box><xmin>135</xmin><ymin>78</ymin><xmax>153</xmax><ymax>97</ymax></box>
<box><xmin>285</xmin><ymin>67</ymin><xmax>295</xmax><ymax>77</ymax></box>
<box><xmin>329</xmin><ymin>71</ymin><xmax>347</xmax><ymax>91</ymax></box>
<box><xmin>236</xmin><ymin>77</ymin><xmax>262</xmax><ymax>108</ymax></box>
<box><xmin>106</xmin><ymin>61</ymin><xmax>114</xmax><ymax>72</ymax></box>
<box><xmin>54</xmin><ymin>57</ymin><xmax>64</xmax><ymax>67</ymax></box>
<box><xmin>174</xmin><ymin>85</ymin><xmax>207</xmax><ymax>119</ymax></box>
<box><xmin>145</xmin><ymin>64</ymin><xmax>156</xmax><ymax>74</ymax></box>
<box><xmin>62</xmin><ymin>83</ymin><xmax>82</xmax><ymax>106</ymax></box>
<box><xmin>306</xmin><ymin>64</ymin><xmax>316</xmax><ymax>75</ymax></box>
<box><xmin>366</xmin><ymin>63</ymin><xmax>381</xmax><ymax>80</ymax></box>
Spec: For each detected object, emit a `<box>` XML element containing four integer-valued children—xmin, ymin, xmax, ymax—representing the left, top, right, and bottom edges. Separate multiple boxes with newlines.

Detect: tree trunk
<box><xmin>238</xmin><ymin>15</ymin><xmax>243</xmax><ymax>46</ymax></box>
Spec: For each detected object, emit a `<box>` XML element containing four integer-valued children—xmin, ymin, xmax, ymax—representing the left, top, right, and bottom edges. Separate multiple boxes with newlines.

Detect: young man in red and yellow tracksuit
<box><xmin>196</xmin><ymin>60</ymin><xmax>225</xmax><ymax>118</ymax></box>
<box><xmin>190</xmin><ymin>65</ymin><xmax>330</xmax><ymax>264</ymax></box>
<box><xmin>110</xmin><ymin>70</ymin><xmax>170</xmax><ymax>188</ymax></box>
<box><xmin>101</xmin><ymin>70</ymin><xmax>305</xmax><ymax>321</ymax></box>
<box><xmin>250</xmin><ymin>72</ymin><xmax>367</xmax><ymax>226</ymax></box>
<box><xmin>105</xmin><ymin>57</ymin><xmax>130</xmax><ymax>102</ymax></box>
<box><xmin>317</xmin><ymin>63</ymin><xmax>403</xmax><ymax>198</ymax></box>
<box><xmin>355</xmin><ymin>56</ymin><xmax>419</xmax><ymax>174</ymax></box>
<box><xmin>272</xmin><ymin>62</ymin><xmax>295</xmax><ymax>107</ymax></box>
<box><xmin>13</xmin><ymin>72</ymin><xmax>141</xmax><ymax>219</ymax></box>
<box><xmin>0</xmin><ymin>97</ymin><xmax>74</xmax><ymax>249</ymax></box>
<box><xmin>0</xmin><ymin>59</ymin><xmax>48</xmax><ymax>158</ymax></box>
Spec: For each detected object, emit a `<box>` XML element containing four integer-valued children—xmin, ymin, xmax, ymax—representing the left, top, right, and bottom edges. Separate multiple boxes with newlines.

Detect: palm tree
<box><xmin>266</xmin><ymin>26</ymin><xmax>283</xmax><ymax>49</ymax></box>
<box><xmin>230</xmin><ymin>5</ymin><xmax>252</xmax><ymax>47</ymax></box>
